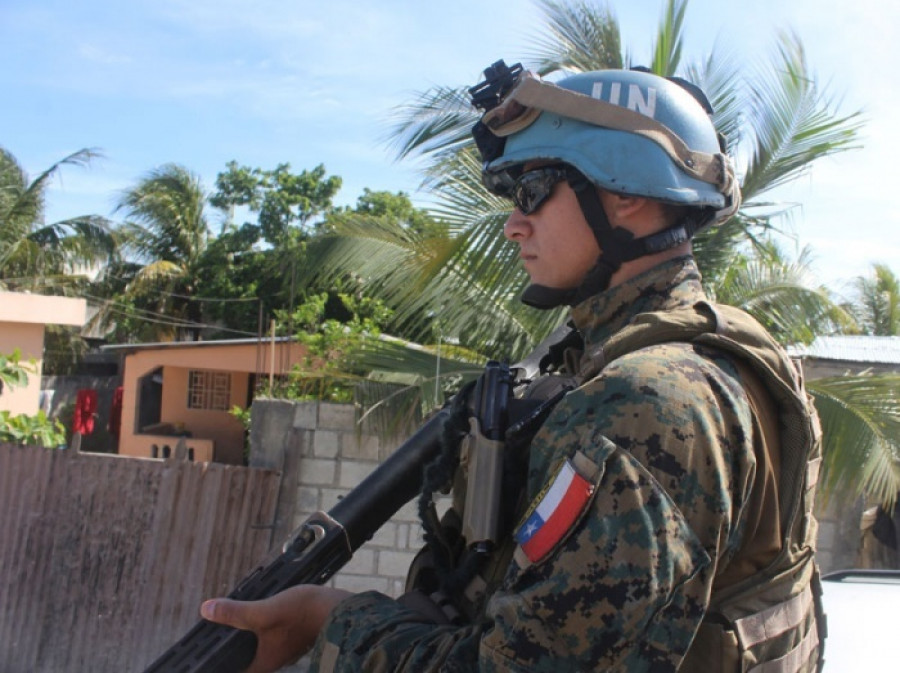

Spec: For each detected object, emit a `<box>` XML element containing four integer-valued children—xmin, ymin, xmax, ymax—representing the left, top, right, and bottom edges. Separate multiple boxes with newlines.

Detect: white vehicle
<box><xmin>820</xmin><ymin>569</ymin><xmax>900</xmax><ymax>671</ymax></box>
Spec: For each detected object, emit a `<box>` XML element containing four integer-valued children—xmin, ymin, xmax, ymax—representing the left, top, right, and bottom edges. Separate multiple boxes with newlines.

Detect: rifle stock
<box><xmin>141</xmin><ymin>407</ymin><xmax>451</xmax><ymax>673</ymax></box>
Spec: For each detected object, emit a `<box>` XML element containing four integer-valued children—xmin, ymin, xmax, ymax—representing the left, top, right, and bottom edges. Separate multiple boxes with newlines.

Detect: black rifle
<box><xmin>140</xmin><ymin>330</ymin><xmax>570</xmax><ymax>673</ymax></box>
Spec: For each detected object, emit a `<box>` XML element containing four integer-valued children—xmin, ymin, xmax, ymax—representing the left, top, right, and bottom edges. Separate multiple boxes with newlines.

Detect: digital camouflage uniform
<box><xmin>308</xmin><ymin>256</ymin><xmax>819</xmax><ymax>672</ymax></box>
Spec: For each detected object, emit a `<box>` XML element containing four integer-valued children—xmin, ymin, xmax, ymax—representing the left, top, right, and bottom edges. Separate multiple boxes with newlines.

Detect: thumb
<box><xmin>201</xmin><ymin>598</ymin><xmax>254</xmax><ymax>631</ymax></box>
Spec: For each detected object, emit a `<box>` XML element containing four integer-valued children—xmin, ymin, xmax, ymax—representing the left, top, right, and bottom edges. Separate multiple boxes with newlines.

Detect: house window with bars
<box><xmin>187</xmin><ymin>370</ymin><xmax>231</xmax><ymax>411</ymax></box>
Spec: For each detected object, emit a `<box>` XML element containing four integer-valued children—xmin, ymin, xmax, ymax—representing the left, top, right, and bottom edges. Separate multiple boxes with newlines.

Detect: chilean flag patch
<box><xmin>515</xmin><ymin>459</ymin><xmax>595</xmax><ymax>563</ymax></box>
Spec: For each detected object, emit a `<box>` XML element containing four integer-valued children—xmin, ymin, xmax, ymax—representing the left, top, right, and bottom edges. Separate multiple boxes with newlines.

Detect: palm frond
<box><xmin>683</xmin><ymin>44</ymin><xmax>744</xmax><ymax>153</ymax></box>
<box><xmin>809</xmin><ymin>374</ymin><xmax>900</xmax><ymax>510</ymax></box>
<box><xmin>528</xmin><ymin>0</ymin><xmax>623</xmax><ymax>74</ymax></box>
<box><xmin>712</xmin><ymin>245</ymin><xmax>854</xmax><ymax>344</ymax></box>
<box><xmin>302</xmin><ymin>213</ymin><xmax>542</xmax><ymax>359</ymax></box>
<box><xmin>25</xmin><ymin>215</ymin><xmax>117</xmax><ymax>268</ymax></box>
<box><xmin>851</xmin><ymin>264</ymin><xmax>900</xmax><ymax>336</ymax></box>
<box><xmin>116</xmin><ymin>163</ymin><xmax>209</xmax><ymax>264</ymax></box>
<box><xmin>357</xmin><ymin>335</ymin><xmax>485</xmax><ymax>415</ymax></box>
<box><xmin>740</xmin><ymin>31</ymin><xmax>863</xmax><ymax>201</ymax></box>
<box><xmin>128</xmin><ymin>260</ymin><xmax>185</xmax><ymax>291</ymax></box>
<box><xmin>648</xmin><ymin>0</ymin><xmax>687</xmax><ymax>76</ymax></box>
<box><xmin>0</xmin><ymin>147</ymin><xmax>115</xmax><ymax>292</ymax></box>
<box><xmin>386</xmin><ymin>86</ymin><xmax>477</xmax><ymax>162</ymax></box>
<box><xmin>0</xmin><ymin>147</ymin><xmax>102</xmax><ymax>235</ymax></box>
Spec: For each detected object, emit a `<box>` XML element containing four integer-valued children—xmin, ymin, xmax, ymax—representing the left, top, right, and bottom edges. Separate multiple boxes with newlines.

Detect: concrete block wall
<box><xmin>249</xmin><ymin>399</ymin><xmax>433</xmax><ymax>599</ymax></box>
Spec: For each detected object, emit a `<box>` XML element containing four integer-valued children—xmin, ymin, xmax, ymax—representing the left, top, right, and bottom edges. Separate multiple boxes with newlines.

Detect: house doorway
<box><xmin>136</xmin><ymin>367</ymin><xmax>163</xmax><ymax>433</ymax></box>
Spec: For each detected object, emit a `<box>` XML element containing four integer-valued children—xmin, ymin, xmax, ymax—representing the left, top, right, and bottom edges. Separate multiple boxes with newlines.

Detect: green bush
<box><xmin>0</xmin><ymin>409</ymin><xmax>66</xmax><ymax>447</ymax></box>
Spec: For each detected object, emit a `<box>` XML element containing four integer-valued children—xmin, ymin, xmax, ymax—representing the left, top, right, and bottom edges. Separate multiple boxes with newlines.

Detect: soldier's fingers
<box><xmin>201</xmin><ymin>598</ymin><xmax>256</xmax><ymax>631</ymax></box>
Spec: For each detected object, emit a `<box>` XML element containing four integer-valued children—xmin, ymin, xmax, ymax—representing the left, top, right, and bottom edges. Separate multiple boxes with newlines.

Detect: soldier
<box><xmin>202</xmin><ymin>63</ymin><xmax>825</xmax><ymax>672</ymax></box>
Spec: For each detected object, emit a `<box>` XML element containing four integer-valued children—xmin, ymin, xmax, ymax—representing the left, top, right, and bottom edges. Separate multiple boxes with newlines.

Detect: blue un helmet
<box><xmin>469</xmin><ymin>61</ymin><xmax>741</xmax><ymax>308</ymax></box>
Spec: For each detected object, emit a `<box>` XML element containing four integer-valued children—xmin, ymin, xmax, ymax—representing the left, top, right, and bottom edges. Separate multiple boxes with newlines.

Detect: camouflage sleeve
<box><xmin>309</xmin><ymin>343</ymin><xmax>754</xmax><ymax>672</ymax></box>
<box><xmin>309</xmin><ymin>591</ymin><xmax>486</xmax><ymax>672</ymax></box>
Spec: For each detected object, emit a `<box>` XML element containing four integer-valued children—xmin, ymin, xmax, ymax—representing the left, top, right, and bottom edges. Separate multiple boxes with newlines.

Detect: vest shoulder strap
<box><xmin>575</xmin><ymin>300</ymin><xmax>821</xmax><ymax>542</ymax></box>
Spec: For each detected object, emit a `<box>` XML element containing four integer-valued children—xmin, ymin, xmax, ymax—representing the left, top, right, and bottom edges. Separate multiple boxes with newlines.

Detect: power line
<box><xmin>83</xmin><ymin>294</ymin><xmax>261</xmax><ymax>338</ymax></box>
<box><xmin>98</xmin><ymin>271</ymin><xmax>263</xmax><ymax>303</ymax></box>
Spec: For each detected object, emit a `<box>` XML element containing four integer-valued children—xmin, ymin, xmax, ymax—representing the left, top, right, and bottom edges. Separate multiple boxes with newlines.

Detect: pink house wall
<box><xmin>0</xmin><ymin>322</ymin><xmax>46</xmax><ymax>416</ymax></box>
<box><xmin>0</xmin><ymin>292</ymin><xmax>86</xmax><ymax>416</ymax></box>
<box><xmin>117</xmin><ymin>340</ymin><xmax>307</xmax><ymax>464</ymax></box>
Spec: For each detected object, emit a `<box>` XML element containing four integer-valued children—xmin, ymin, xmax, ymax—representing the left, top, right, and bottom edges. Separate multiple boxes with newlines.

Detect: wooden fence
<box><xmin>0</xmin><ymin>443</ymin><xmax>280</xmax><ymax>673</ymax></box>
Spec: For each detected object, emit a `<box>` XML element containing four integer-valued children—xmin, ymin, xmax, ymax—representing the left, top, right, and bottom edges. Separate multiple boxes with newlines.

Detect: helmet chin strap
<box><xmin>520</xmin><ymin>172</ymin><xmax>704</xmax><ymax>310</ymax></box>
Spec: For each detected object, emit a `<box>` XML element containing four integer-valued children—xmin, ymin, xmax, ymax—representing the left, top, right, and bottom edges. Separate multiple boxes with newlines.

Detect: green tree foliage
<box><xmin>0</xmin><ymin>409</ymin><xmax>67</xmax><ymax>448</ymax></box>
<box><xmin>0</xmin><ymin>348</ymin><xmax>33</xmax><ymax>394</ymax></box>
<box><xmin>111</xmin><ymin>164</ymin><xmax>211</xmax><ymax>341</ymax></box>
<box><xmin>0</xmin><ymin>147</ymin><xmax>115</xmax><ymax>294</ymax></box>
<box><xmin>202</xmin><ymin>161</ymin><xmax>349</xmax><ymax>338</ymax></box>
<box><xmin>259</xmin><ymin>164</ymin><xmax>341</xmax><ymax>243</ymax></box>
<box><xmin>849</xmin><ymin>263</ymin><xmax>900</xmax><ymax>336</ymax></box>
<box><xmin>210</xmin><ymin>161</ymin><xmax>341</xmax><ymax>244</ymax></box>
<box><xmin>208</xmin><ymin>161</ymin><xmax>266</xmax><ymax>230</ymax></box>
<box><xmin>93</xmin><ymin>160</ymin><xmax>405</xmax><ymax>345</ymax></box>
<box><xmin>271</xmin><ymin>287</ymin><xmax>393</xmax><ymax>402</ymax></box>
<box><xmin>329</xmin><ymin>188</ymin><xmax>449</xmax><ymax>239</ymax></box>
<box><xmin>189</xmin><ymin>223</ymin><xmax>269</xmax><ymax>338</ymax></box>
<box><xmin>108</xmin><ymin>161</ymin><xmax>343</xmax><ymax>342</ymax></box>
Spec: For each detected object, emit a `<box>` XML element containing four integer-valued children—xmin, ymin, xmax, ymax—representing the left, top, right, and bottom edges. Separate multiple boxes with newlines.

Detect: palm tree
<box><xmin>310</xmin><ymin>0</ymin><xmax>861</xmax><ymax>358</ymax></box>
<box><xmin>711</xmin><ymin>243</ymin><xmax>854</xmax><ymax>344</ymax></box>
<box><xmin>808</xmin><ymin>262</ymin><xmax>900</xmax><ymax>508</ymax></box>
<box><xmin>0</xmin><ymin>146</ymin><xmax>115</xmax><ymax>294</ymax></box>
<box><xmin>808</xmin><ymin>373</ymin><xmax>900</xmax><ymax>510</ymax></box>
<box><xmin>849</xmin><ymin>263</ymin><xmax>900</xmax><ymax>336</ymax></box>
<box><xmin>111</xmin><ymin>164</ymin><xmax>211</xmax><ymax>341</ymax></box>
<box><xmin>306</xmin><ymin>0</ymin><xmax>900</xmax><ymax>507</ymax></box>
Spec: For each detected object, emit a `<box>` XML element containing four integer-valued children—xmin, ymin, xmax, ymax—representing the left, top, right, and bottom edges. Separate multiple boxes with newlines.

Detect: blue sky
<box><xmin>2</xmin><ymin>0</ymin><xmax>897</xmax><ymax>297</ymax></box>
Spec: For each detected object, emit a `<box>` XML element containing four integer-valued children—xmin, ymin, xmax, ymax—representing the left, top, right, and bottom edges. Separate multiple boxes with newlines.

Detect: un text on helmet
<box><xmin>590</xmin><ymin>82</ymin><xmax>657</xmax><ymax>118</ymax></box>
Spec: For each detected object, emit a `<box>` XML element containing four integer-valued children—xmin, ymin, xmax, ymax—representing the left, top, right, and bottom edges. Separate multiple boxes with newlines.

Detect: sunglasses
<box><xmin>508</xmin><ymin>166</ymin><xmax>570</xmax><ymax>215</ymax></box>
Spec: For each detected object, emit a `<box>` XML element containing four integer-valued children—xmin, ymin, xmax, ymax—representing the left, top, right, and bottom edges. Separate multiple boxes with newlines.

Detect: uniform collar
<box><xmin>570</xmin><ymin>256</ymin><xmax>707</xmax><ymax>348</ymax></box>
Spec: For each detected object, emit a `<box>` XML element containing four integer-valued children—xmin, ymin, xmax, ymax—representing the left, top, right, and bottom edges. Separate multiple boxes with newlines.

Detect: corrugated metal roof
<box><xmin>789</xmin><ymin>336</ymin><xmax>900</xmax><ymax>364</ymax></box>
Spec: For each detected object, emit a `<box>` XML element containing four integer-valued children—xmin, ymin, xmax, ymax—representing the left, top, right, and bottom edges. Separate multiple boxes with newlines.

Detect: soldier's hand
<box><xmin>201</xmin><ymin>585</ymin><xmax>352</xmax><ymax>673</ymax></box>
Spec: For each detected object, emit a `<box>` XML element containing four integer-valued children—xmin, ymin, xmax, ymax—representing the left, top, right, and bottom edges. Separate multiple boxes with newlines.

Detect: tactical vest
<box><xmin>410</xmin><ymin>300</ymin><xmax>825</xmax><ymax>672</ymax></box>
<box><xmin>572</xmin><ymin>300</ymin><xmax>825</xmax><ymax>673</ymax></box>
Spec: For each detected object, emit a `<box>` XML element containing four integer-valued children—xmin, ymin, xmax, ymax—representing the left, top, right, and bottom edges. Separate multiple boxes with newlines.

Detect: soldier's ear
<box><xmin>598</xmin><ymin>191</ymin><xmax>648</xmax><ymax>224</ymax></box>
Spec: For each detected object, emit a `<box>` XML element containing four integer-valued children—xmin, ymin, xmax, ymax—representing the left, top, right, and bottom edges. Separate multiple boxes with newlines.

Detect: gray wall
<box><xmin>249</xmin><ymin>399</ymin><xmax>438</xmax><ymax>599</ymax></box>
